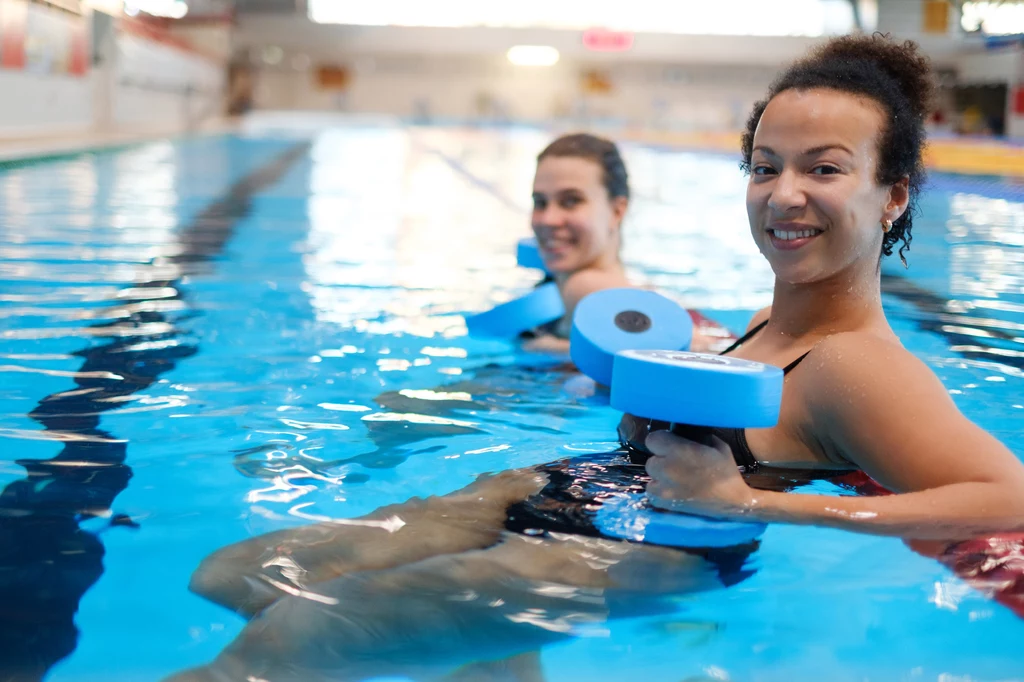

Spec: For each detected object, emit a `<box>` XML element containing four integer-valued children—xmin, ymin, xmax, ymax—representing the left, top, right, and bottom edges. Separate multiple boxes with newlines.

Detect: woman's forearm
<box><xmin>750</xmin><ymin>482</ymin><xmax>1024</xmax><ymax>539</ymax></box>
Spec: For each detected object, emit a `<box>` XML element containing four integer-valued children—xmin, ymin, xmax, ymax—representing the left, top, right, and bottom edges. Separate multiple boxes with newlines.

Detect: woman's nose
<box><xmin>767</xmin><ymin>169</ymin><xmax>806</xmax><ymax>214</ymax></box>
<box><xmin>535</xmin><ymin>204</ymin><xmax>564</xmax><ymax>227</ymax></box>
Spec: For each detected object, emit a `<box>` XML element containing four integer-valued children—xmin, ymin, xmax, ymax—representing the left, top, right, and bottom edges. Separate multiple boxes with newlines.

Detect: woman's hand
<box><xmin>520</xmin><ymin>333</ymin><xmax>570</xmax><ymax>355</ymax></box>
<box><xmin>644</xmin><ymin>431</ymin><xmax>758</xmax><ymax>519</ymax></box>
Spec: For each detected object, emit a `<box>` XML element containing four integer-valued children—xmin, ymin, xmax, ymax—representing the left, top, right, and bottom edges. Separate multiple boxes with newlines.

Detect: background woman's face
<box><xmin>531</xmin><ymin>156</ymin><xmax>622</xmax><ymax>274</ymax></box>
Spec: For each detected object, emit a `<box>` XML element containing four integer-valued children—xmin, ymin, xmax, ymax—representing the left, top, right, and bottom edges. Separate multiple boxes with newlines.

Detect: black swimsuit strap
<box><xmin>782</xmin><ymin>351</ymin><xmax>810</xmax><ymax>374</ymax></box>
<box><xmin>719</xmin><ymin>319</ymin><xmax>768</xmax><ymax>355</ymax></box>
<box><xmin>720</xmin><ymin>318</ymin><xmax>808</xmax><ymax>375</ymax></box>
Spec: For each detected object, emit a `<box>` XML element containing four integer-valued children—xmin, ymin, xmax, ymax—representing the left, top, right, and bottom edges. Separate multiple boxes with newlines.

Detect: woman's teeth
<box><xmin>541</xmin><ymin>240</ymin><xmax>570</xmax><ymax>250</ymax></box>
<box><xmin>771</xmin><ymin>229</ymin><xmax>821</xmax><ymax>241</ymax></box>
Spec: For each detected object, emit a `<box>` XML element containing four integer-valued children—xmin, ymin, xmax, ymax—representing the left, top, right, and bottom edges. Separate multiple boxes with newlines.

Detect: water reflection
<box><xmin>0</xmin><ymin>139</ymin><xmax>309</xmax><ymax>680</ymax></box>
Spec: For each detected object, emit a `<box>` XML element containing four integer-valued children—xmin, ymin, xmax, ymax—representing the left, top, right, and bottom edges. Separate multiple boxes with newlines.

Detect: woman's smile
<box><xmin>766</xmin><ymin>223</ymin><xmax>825</xmax><ymax>251</ymax></box>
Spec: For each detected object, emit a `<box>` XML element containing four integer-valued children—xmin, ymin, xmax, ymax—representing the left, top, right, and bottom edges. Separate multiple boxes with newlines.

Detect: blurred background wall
<box><xmin>0</xmin><ymin>0</ymin><xmax>1022</xmax><ymax>144</ymax></box>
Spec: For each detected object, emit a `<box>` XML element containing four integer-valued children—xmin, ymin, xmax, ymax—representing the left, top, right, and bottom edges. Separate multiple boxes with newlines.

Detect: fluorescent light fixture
<box><xmin>123</xmin><ymin>0</ymin><xmax>189</xmax><ymax>19</ymax></box>
<box><xmin>506</xmin><ymin>45</ymin><xmax>559</xmax><ymax>67</ymax></box>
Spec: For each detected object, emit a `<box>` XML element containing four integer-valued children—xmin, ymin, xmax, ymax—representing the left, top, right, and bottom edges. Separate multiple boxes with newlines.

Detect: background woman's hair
<box><xmin>538</xmin><ymin>133</ymin><xmax>631</xmax><ymax>201</ymax></box>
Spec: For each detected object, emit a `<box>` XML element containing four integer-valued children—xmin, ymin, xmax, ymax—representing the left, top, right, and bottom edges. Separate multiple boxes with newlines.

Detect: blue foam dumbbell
<box><xmin>570</xmin><ymin>288</ymin><xmax>782</xmax><ymax>547</ymax></box>
<box><xmin>570</xmin><ymin>288</ymin><xmax>693</xmax><ymax>386</ymax></box>
<box><xmin>516</xmin><ymin>237</ymin><xmax>547</xmax><ymax>272</ymax></box>
<box><xmin>464</xmin><ymin>281</ymin><xmax>564</xmax><ymax>339</ymax></box>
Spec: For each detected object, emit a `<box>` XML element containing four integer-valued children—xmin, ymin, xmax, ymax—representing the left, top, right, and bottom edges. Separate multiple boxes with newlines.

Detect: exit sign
<box><xmin>582</xmin><ymin>28</ymin><xmax>634</xmax><ymax>52</ymax></box>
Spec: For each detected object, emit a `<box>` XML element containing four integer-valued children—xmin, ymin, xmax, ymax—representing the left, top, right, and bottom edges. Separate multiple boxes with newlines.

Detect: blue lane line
<box><xmin>417</xmin><ymin>142</ymin><xmax>528</xmax><ymax>214</ymax></box>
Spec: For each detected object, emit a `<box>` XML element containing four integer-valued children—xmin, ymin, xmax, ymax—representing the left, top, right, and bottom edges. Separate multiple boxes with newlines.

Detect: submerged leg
<box><xmin>172</xmin><ymin>532</ymin><xmax>725</xmax><ymax>682</ymax></box>
<box><xmin>442</xmin><ymin>652</ymin><xmax>545</xmax><ymax>682</ymax></box>
<box><xmin>189</xmin><ymin>468</ymin><xmax>548</xmax><ymax>616</ymax></box>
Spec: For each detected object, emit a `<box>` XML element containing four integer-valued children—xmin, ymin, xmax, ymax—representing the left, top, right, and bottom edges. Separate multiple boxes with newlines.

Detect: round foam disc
<box><xmin>570</xmin><ymin>288</ymin><xmax>693</xmax><ymax>387</ymax></box>
<box><xmin>516</xmin><ymin>237</ymin><xmax>547</xmax><ymax>271</ymax></box>
<box><xmin>610</xmin><ymin>350</ymin><xmax>783</xmax><ymax>428</ymax></box>
<box><xmin>594</xmin><ymin>492</ymin><xmax>766</xmax><ymax>548</ymax></box>
<box><xmin>465</xmin><ymin>282</ymin><xmax>564</xmax><ymax>339</ymax></box>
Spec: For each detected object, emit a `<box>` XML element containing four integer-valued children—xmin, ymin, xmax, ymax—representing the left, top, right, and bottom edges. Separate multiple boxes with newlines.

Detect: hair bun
<box><xmin>811</xmin><ymin>34</ymin><xmax>935</xmax><ymax>120</ymax></box>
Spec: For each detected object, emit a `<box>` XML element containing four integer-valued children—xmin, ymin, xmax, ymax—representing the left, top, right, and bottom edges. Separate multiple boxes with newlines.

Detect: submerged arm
<box><xmin>750</xmin><ymin>479</ymin><xmax>1024</xmax><ymax>539</ymax></box>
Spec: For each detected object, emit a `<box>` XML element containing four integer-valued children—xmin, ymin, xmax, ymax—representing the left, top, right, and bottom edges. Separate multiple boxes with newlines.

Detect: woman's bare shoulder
<box><xmin>796</xmin><ymin>329</ymin><xmax>1022</xmax><ymax>491</ymax></box>
<box><xmin>560</xmin><ymin>268</ymin><xmax>633</xmax><ymax>309</ymax></box>
<box><xmin>801</xmin><ymin>331</ymin><xmax>925</xmax><ymax>392</ymax></box>
<box><xmin>747</xmin><ymin>306</ymin><xmax>772</xmax><ymax>331</ymax></box>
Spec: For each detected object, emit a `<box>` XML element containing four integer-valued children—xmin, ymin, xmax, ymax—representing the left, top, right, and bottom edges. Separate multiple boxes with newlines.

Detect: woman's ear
<box><xmin>884</xmin><ymin>176</ymin><xmax>910</xmax><ymax>224</ymax></box>
<box><xmin>611</xmin><ymin>196</ymin><xmax>629</xmax><ymax>229</ymax></box>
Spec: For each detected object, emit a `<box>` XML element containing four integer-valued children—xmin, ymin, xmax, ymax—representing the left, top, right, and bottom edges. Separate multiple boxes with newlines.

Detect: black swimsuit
<box><xmin>712</xmin><ymin>320</ymin><xmax>808</xmax><ymax>469</ymax></box>
<box><xmin>518</xmin><ymin>274</ymin><xmax>568</xmax><ymax>341</ymax></box>
<box><xmin>504</xmin><ymin>318</ymin><xmax>826</xmax><ymax>583</ymax></box>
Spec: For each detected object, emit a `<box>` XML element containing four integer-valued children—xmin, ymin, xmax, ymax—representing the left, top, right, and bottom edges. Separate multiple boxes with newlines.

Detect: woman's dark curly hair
<box><xmin>740</xmin><ymin>34</ymin><xmax>934</xmax><ymax>265</ymax></box>
<box><xmin>538</xmin><ymin>133</ymin><xmax>630</xmax><ymax>200</ymax></box>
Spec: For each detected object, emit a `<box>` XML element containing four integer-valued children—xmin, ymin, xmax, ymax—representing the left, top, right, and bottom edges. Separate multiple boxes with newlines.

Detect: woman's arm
<box><xmin>644</xmin><ymin>333</ymin><xmax>1024</xmax><ymax>540</ymax></box>
<box><xmin>521</xmin><ymin>268</ymin><xmax>628</xmax><ymax>355</ymax></box>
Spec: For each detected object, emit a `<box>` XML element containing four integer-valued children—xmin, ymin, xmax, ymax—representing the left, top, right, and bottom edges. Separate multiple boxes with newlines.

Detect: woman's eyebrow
<box><xmin>801</xmin><ymin>144</ymin><xmax>854</xmax><ymax>156</ymax></box>
<box><xmin>753</xmin><ymin>144</ymin><xmax>853</xmax><ymax>157</ymax></box>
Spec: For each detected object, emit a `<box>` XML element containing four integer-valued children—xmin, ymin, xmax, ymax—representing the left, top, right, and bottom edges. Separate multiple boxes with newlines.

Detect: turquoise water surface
<box><xmin>0</xmin><ymin>126</ymin><xmax>1020</xmax><ymax>681</ymax></box>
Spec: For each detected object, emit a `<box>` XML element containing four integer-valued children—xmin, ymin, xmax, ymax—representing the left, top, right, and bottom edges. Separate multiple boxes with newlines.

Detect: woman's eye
<box><xmin>560</xmin><ymin>196</ymin><xmax>581</xmax><ymax>208</ymax></box>
<box><xmin>752</xmin><ymin>165</ymin><xmax>776</xmax><ymax>176</ymax></box>
<box><xmin>811</xmin><ymin>165</ymin><xmax>840</xmax><ymax>175</ymax></box>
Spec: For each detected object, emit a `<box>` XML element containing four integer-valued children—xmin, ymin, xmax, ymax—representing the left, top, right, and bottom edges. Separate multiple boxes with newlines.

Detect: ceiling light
<box><xmin>123</xmin><ymin>0</ymin><xmax>189</xmax><ymax>19</ymax></box>
<box><xmin>262</xmin><ymin>46</ymin><xmax>285</xmax><ymax>65</ymax></box>
<box><xmin>506</xmin><ymin>45</ymin><xmax>559</xmax><ymax>67</ymax></box>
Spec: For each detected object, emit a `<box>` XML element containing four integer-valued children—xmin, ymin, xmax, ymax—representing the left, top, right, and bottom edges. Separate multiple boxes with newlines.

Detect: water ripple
<box><xmin>0</xmin><ymin>428</ymin><xmax>127</xmax><ymax>444</ymax></box>
<box><xmin>0</xmin><ymin>365</ymin><xmax>123</xmax><ymax>380</ymax></box>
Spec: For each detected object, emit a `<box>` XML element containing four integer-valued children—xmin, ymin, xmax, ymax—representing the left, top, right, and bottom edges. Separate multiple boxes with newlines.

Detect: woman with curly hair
<box><xmin>637</xmin><ymin>34</ymin><xmax>1024</xmax><ymax>536</ymax></box>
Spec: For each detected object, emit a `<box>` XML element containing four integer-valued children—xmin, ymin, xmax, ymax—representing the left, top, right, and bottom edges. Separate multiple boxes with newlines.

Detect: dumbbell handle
<box><xmin>668</xmin><ymin>423</ymin><xmax>718</xmax><ymax>448</ymax></box>
<box><xmin>618</xmin><ymin>415</ymin><xmax>716</xmax><ymax>465</ymax></box>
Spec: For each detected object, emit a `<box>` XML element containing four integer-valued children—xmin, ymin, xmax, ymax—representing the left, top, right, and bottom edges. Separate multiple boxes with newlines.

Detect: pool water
<box><xmin>0</xmin><ymin>126</ymin><xmax>1021</xmax><ymax>681</ymax></box>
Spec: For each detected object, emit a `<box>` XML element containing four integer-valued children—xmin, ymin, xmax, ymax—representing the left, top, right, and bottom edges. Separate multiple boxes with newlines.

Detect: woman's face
<box><xmin>531</xmin><ymin>156</ymin><xmax>626</xmax><ymax>274</ymax></box>
<box><xmin>746</xmin><ymin>88</ymin><xmax>908</xmax><ymax>285</ymax></box>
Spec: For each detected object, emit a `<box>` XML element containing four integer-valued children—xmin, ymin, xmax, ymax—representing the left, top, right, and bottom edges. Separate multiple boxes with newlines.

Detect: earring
<box><xmin>882</xmin><ymin>218</ymin><xmax>892</xmax><ymax>234</ymax></box>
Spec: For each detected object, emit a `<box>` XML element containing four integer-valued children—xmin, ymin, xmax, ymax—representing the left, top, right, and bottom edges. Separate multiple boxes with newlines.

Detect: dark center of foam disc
<box><xmin>614</xmin><ymin>310</ymin><xmax>652</xmax><ymax>333</ymax></box>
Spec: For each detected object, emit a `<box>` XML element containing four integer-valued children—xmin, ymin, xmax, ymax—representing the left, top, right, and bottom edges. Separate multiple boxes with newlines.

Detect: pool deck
<box><xmin>0</xmin><ymin>120</ymin><xmax>237</xmax><ymax>165</ymax></box>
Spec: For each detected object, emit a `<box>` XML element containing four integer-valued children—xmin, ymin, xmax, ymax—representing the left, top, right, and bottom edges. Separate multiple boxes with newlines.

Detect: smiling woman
<box><xmin>636</xmin><ymin>35</ymin><xmax>1024</xmax><ymax>539</ymax></box>
<box><xmin>524</xmin><ymin>133</ymin><xmax>634</xmax><ymax>347</ymax></box>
